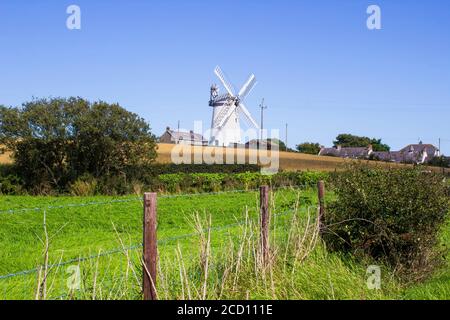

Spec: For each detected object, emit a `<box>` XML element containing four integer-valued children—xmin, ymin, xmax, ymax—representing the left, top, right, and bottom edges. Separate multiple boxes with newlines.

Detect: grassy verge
<box><xmin>0</xmin><ymin>188</ymin><xmax>448</xmax><ymax>300</ymax></box>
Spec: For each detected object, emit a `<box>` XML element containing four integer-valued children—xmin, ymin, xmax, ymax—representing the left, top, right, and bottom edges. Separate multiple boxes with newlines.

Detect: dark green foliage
<box><xmin>146</xmin><ymin>163</ymin><xmax>260</xmax><ymax>175</ymax></box>
<box><xmin>428</xmin><ymin>156</ymin><xmax>450</xmax><ymax>169</ymax></box>
<box><xmin>0</xmin><ymin>165</ymin><xmax>23</xmax><ymax>195</ymax></box>
<box><xmin>333</xmin><ymin>134</ymin><xmax>390</xmax><ymax>152</ymax></box>
<box><xmin>265</xmin><ymin>138</ymin><xmax>295</xmax><ymax>152</ymax></box>
<box><xmin>0</xmin><ymin>174</ymin><xmax>23</xmax><ymax>195</ymax></box>
<box><xmin>80</xmin><ymin>170</ymin><xmax>329</xmax><ymax>195</ymax></box>
<box><xmin>0</xmin><ymin>97</ymin><xmax>157</xmax><ymax>192</ymax></box>
<box><xmin>0</xmin><ymin>161</ymin><xmax>327</xmax><ymax>196</ymax></box>
<box><xmin>153</xmin><ymin>171</ymin><xmax>329</xmax><ymax>194</ymax></box>
<box><xmin>296</xmin><ymin>142</ymin><xmax>322</xmax><ymax>155</ymax></box>
<box><xmin>324</xmin><ymin>163</ymin><xmax>449</xmax><ymax>281</ymax></box>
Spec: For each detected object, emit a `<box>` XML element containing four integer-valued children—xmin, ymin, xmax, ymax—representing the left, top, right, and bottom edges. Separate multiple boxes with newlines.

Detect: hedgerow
<box><xmin>154</xmin><ymin>171</ymin><xmax>329</xmax><ymax>194</ymax></box>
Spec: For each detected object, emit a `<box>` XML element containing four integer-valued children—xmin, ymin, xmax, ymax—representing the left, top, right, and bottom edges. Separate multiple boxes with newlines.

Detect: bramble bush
<box><xmin>69</xmin><ymin>174</ymin><xmax>98</xmax><ymax>196</ymax></box>
<box><xmin>190</xmin><ymin>173</ymin><xmax>225</xmax><ymax>192</ymax></box>
<box><xmin>158</xmin><ymin>173</ymin><xmax>185</xmax><ymax>193</ymax></box>
<box><xmin>146</xmin><ymin>163</ymin><xmax>260</xmax><ymax>175</ymax></box>
<box><xmin>0</xmin><ymin>174</ymin><xmax>23</xmax><ymax>195</ymax></box>
<box><xmin>0</xmin><ymin>163</ymin><xmax>329</xmax><ymax>195</ymax></box>
<box><xmin>324</xmin><ymin>163</ymin><xmax>449</xmax><ymax>281</ymax></box>
<box><xmin>0</xmin><ymin>164</ymin><xmax>23</xmax><ymax>195</ymax></box>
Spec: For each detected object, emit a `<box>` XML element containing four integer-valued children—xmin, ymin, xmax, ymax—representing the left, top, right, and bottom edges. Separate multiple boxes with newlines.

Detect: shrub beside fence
<box><xmin>324</xmin><ymin>164</ymin><xmax>449</xmax><ymax>281</ymax></box>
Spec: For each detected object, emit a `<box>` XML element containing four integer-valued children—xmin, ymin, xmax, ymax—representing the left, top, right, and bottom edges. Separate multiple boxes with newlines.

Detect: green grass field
<box><xmin>0</xmin><ymin>188</ymin><xmax>448</xmax><ymax>300</ymax></box>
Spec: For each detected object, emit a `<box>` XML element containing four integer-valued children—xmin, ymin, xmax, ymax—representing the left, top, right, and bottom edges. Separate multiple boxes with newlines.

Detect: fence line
<box><xmin>0</xmin><ymin>205</ymin><xmax>315</xmax><ymax>282</ymax></box>
<box><xmin>0</xmin><ymin>185</ymin><xmax>313</xmax><ymax>216</ymax></box>
<box><xmin>0</xmin><ymin>183</ymin><xmax>324</xmax><ymax>300</ymax></box>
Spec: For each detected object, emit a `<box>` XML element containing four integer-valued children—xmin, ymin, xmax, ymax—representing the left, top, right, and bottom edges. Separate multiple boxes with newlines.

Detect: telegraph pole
<box><xmin>439</xmin><ymin>138</ymin><xmax>444</xmax><ymax>175</ymax></box>
<box><xmin>259</xmin><ymin>99</ymin><xmax>267</xmax><ymax>141</ymax></box>
<box><xmin>285</xmin><ymin>123</ymin><xmax>288</xmax><ymax>152</ymax></box>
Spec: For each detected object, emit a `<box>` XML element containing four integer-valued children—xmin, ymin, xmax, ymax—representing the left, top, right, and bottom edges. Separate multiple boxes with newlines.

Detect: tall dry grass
<box><xmin>29</xmin><ymin>190</ymin><xmax>401</xmax><ymax>300</ymax></box>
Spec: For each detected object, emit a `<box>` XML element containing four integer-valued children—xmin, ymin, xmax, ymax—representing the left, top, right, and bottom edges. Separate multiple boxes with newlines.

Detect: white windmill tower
<box><xmin>209</xmin><ymin>66</ymin><xmax>260</xmax><ymax>146</ymax></box>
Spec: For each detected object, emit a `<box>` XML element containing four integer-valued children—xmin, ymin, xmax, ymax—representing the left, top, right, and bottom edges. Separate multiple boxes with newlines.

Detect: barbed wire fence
<box><xmin>0</xmin><ymin>184</ymin><xmax>322</xmax><ymax>300</ymax></box>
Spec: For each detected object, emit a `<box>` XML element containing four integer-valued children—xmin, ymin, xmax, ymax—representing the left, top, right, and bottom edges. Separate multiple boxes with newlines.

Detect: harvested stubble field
<box><xmin>0</xmin><ymin>188</ymin><xmax>448</xmax><ymax>300</ymax></box>
<box><xmin>0</xmin><ymin>149</ymin><xmax>12</xmax><ymax>165</ymax></box>
<box><xmin>156</xmin><ymin>143</ymin><xmax>449</xmax><ymax>173</ymax></box>
<box><xmin>1</xmin><ymin>143</ymin><xmax>449</xmax><ymax>174</ymax></box>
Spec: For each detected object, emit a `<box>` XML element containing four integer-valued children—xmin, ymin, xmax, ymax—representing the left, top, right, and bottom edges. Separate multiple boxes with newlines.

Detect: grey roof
<box><xmin>319</xmin><ymin>146</ymin><xmax>371</xmax><ymax>158</ymax></box>
<box><xmin>371</xmin><ymin>151</ymin><xmax>394</xmax><ymax>161</ymax></box>
<box><xmin>373</xmin><ymin>145</ymin><xmax>439</xmax><ymax>164</ymax></box>
<box><xmin>246</xmin><ymin>139</ymin><xmax>272</xmax><ymax>147</ymax></box>
<box><xmin>399</xmin><ymin>144</ymin><xmax>439</xmax><ymax>156</ymax></box>
<box><xmin>166</xmin><ymin>129</ymin><xmax>206</xmax><ymax>142</ymax></box>
<box><xmin>319</xmin><ymin>147</ymin><xmax>340</xmax><ymax>157</ymax></box>
<box><xmin>371</xmin><ymin>151</ymin><xmax>419</xmax><ymax>163</ymax></box>
<box><xmin>320</xmin><ymin>143</ymin><xmax>440</xmax><ymax>164</ymax></box>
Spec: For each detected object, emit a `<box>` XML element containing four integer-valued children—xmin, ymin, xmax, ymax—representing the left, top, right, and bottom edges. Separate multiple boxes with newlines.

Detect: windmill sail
<box><xmin>214</xmin><ymin>66</ymin><xmax>235</xmax><ymax>96</ymax></box>
<box><xmin>209</xmin><ymin>66</ymin><xmax>259</xmax><ymax>146</ymax></box>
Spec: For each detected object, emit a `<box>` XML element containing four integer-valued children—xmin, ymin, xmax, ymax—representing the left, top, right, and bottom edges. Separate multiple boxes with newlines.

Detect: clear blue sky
<box><xmin>1</xmin><ymin>0</ymin><xmax>449</xmax><ymax>153</ymax></box>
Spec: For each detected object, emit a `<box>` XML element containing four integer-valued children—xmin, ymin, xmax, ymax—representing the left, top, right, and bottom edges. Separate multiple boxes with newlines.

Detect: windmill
<box><xmin>209</xmin><ymin>66</ymin><xmax>260</xmax><ymax>146</ymax></box>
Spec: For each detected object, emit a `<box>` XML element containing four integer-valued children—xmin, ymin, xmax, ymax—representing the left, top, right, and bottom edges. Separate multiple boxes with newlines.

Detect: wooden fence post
<box><xmin>260</xmin><ymin>186</ymin><xmax>270</xmax><ymax>266</ymax></box>
<box><xmin>143</xmin><ymin>192</ymin><xmax>157</xmax><ymax>300</ymax></box>
<box><xmin>317</xmin><ymin>180</ymin><xmax>325</xmax><ymax>234</ymax></box>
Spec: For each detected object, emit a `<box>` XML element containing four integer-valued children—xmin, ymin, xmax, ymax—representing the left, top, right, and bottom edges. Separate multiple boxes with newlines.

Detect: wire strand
<box><xmin>0</xmin><ymin>185</ymin><xmax>311</xmax><ymax>215</ymax></box>
<box><xmin>0</xmin><ymin>205</ymin><xmax>316</xmax><ymax>281</ymax></box>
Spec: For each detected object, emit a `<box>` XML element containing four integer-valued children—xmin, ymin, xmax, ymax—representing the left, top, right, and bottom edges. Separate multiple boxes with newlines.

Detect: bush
<box><xmin>146</xmin><ymin>163</ymin><xmax>260</xmax><ymax>175</ymax></box>
<box><xmin>0</xmin><ymin>165</ymin><xmax>24</xmax><ymax>195</ymax></box>
<box><xmin>324</xmin><ymin>163</ymin><xmax>449</xmax><ymax>281</ymax></box>
<box><xmin>0</xmin><ymin>98</ymin><xmax>157</xmax><ymax>191</ymax></box>
<box><xmin>0</xmin><ymin>174</ymin><xmax>24</xmax><ymax>195</ymax></box>
<box><xmin>297</xmin><ymin>171</ymin><xmax>329</xmax><ymax>187</ymax></box>
<box><xmin>158</xmin><ymin>173</ymin><xmax>185</xmax><ymax>193</ymax></box>
<box><xmin>0</xmin><ymin>156</ymin><xmax>329</xmax><ymax>196</ymax></box>
<box><xmin>235</xmin><ymin>172</ymin><xmax>261</xmax><ymax>190</ymax></box>
<box><xmin>152</xmin><ymin>171</ymin><xmax>328</xmax><ymax>194</ymax></box>
<box><xmin>190</xmin><ymin>173</ymin><xmax>225</xmax><ymax>192</ymax></box>
<box><xmin>96</xmin><ymin>173</ymin><xmax>130</xmax><ymax>196</ymax></box>
<box><xmin>69</xmin><ymin>175</ymin><xmax>98</xmax><ymax>196</ymax></box>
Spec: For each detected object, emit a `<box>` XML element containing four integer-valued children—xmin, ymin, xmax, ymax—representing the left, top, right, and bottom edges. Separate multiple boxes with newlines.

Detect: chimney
<box><xmin>318</xmin><ymin>147</ymin><xmax>325</xmax><ymax>156</ymax></box>
<box><xmin>166</xmin><ymin>126</ymin><xmax>170</xmax><ymax>132</ymax></box>
<box><xmin>421</xmin><ymin>149</ymin><xmax>428</xmax><ymax>164</ymax></box>
<box><xmin>336</xmin><ymin>145</ymin><xmax>342</xmax><ymax>151</ymax></box>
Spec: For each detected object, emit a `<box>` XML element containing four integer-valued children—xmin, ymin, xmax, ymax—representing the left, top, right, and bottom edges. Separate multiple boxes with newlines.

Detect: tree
<box><xmin>0</xmin><ymin>97</ymin><xmax>157</xmax><ymax>191</ymax></box>
<box><xmin>296</xmin><ymin>142</ymin><xmax>321</xmax><ymax>155</ymax></box>
<box><xmin>428</xmin><ymin>156</ymin><xmax>450</xmax><ymax>168</ymax></box>
<box><xmin>333</xmin><ymin>134</ymin><xmax>390</xmax><ymax>152</ymax></box>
